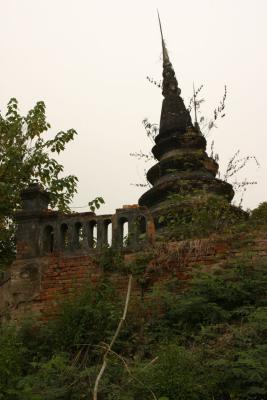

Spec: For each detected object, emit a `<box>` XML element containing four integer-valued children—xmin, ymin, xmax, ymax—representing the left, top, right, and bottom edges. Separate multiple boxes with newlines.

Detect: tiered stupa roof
<box><xmin>138</xmin><ymin>13</ymin><xmax>234</xmax><ymax>223</ymax></box>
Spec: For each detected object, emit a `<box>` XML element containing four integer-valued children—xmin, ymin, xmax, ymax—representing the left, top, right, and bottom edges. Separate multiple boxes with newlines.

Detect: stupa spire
<box><xmin>157</xmin><ymin>10</ymin><xmax>170</xmax><ymax>66</ymax></box>
<box><xmin>157</xmin><ymin>10</ymin><xmax>181</xmax><ymax>99</ymax></box>
<box><xmin>138</xmin><ymin>14</ymin><xmax>234</xmax><ymax>222</ymax></box>
<box><xmin>156</xmin><ymin>11</ymin><xmax>192</xmax><ymax>135</ymax></box>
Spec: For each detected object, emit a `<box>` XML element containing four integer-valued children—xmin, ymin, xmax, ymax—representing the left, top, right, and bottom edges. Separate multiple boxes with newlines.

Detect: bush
<box><xmin>159</xmin><ymin>193</ymin><xmax>246</xmax><ymax>240</ymax></box>
<box><xmin>134</xmin><ymin>344</ymin><xmax>213</xmax><ymax>400</ymax></box>
<box><xmin>47</xmin><ymin>280</ymin><xmax>122</xmax><ymax>353</ymax></box>
<box><xmin>95</xmin><ymin>247</ymin><xmax>124</xmax><ymax>272</ymax></box>
<box><xmin>147</xmin><ymin>258</ymin><xmax>267</xmax><ymax>337</ymax></box>
<box><xmin>0</xmin><ymin>325</ymin><xmax>26</xmax><ymax>399</ymax></box>
<box><xmin>250</xmin><ymin>202</ymin><xmax>267</xmax><ymax>225</ymax></box>
<box><xmin>0</xmin><ymin>256</ymin><xmax>266</xmax><ymax>399</ymax></box>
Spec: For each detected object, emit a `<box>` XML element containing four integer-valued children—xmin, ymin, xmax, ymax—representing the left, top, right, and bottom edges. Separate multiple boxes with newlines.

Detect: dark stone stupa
<box><xmin>138</xmin><ymin>13</ymin><xmax>234</xmax><ymax>223</ymax></box>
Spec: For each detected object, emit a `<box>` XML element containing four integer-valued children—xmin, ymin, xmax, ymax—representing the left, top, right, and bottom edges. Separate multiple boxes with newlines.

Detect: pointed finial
<box><xmin>193</xmin><ymin>82</ymin><xmax>200</xmax><ymax>132</ymax></box>
<box><xmin>157</xmin><ymin>10</ymin><xmax>170</xmax><ymax>65</ymax></box>
<box><xmin>193</xmin><ymin>82</ymin><xmax>198</xmax><ymax>124</ymax></box>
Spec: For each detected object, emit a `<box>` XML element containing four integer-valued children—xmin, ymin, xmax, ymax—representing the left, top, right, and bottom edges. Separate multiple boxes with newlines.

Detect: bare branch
<box><xmin>93</xmin><ymin>274</ymin><xmax>133</xmax><ymax>400</ymax></box>
<box><xmin>146</xmin><ymin>76</ymin><xmax>162</xmax><ymax>89</ymax></box>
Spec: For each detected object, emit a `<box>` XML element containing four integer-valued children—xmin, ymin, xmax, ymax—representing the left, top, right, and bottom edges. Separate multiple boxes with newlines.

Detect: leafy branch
<box><xmin>88</xmin><ymin>197</ymin><xmax>105</xmax><ymax>213</ymax></box>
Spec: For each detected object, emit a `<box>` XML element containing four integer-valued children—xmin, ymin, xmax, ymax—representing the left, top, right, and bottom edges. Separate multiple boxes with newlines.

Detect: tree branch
<box><xmin>92</xmin><ymin>274</ymin><xmax>133</xmax><ymax>400</ymax></box>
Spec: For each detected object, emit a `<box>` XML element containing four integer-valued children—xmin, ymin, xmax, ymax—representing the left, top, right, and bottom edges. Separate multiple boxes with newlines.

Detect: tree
<box><xmin>0</xmin><ymin>98</ymin><xmax>78</xmax><ymax>270</ymax></box>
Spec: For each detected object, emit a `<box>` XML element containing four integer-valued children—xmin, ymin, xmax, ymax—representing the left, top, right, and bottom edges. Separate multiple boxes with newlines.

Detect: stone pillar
<box><xmin>96</xmin><ymin>219</ymin><xmax>107</xmax><ymax>248</ymax></box>
<box><xmin>15</xmin><ymin>183</ymin><xmax>50</xmax><ymax>259</ymax></box>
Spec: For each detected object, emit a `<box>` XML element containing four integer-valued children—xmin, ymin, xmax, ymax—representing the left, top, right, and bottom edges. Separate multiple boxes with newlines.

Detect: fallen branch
<box><xmin>92</xmin><ymin>274</ymin><xmax>133</xmax><ymax>400</ymax></box>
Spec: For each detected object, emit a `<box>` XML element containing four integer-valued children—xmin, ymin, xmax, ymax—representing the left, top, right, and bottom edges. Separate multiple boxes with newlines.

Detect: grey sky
<box><xmin>1</xmin><ymin>0</ymin><xmax>266</xmax><ymax>213</ymax></box>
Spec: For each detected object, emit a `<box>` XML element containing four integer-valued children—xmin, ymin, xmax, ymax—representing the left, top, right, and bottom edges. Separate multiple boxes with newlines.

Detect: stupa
<box><xmin>138</xmin><ymin>13</ymin><xmax>234</xmax><ymax>224</ymax></box>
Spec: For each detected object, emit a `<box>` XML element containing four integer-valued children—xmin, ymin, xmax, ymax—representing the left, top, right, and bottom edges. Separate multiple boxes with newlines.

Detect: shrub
<box><xmin>159</xmin><ymin>193</ymin><xmax>246</xmax><ymax>240</ymax></box>
<box><xmin>250</xmin><ymin>202</ymin><xmax>267</xmax><ymax>225</ymax></box>
<box><xmin>0</xmin><ymin>325</ymin><xmax>26</xmax><ymax>399</ymax></box>
<box><xmin>134</xmin><ymin>344</ymin><xmax>213</xmax><ymax>400</ymax></box>
<box><xmin>48</xmin><ymin>280</ymin><xmax>122</xmax><ymax>353</ymax></box>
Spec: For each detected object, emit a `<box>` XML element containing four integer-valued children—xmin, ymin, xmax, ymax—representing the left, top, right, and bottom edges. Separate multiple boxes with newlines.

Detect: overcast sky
<box><xmin>1</xmin><ymin>0</ymin><xmax>266</xmax><ymax>214</ymax></box>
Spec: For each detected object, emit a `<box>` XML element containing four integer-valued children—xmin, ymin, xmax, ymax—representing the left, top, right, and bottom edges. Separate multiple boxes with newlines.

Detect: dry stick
<box><xmin>92</xmin><ymin>274</ymin><xmax>133</xmax><ymax>400</ymax></box>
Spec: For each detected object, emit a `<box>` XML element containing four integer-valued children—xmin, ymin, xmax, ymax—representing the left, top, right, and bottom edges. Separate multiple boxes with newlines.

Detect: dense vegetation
<box><xmin>156</xmin><ymin>193</ymin><xmax>247</xmax><ymax>241</ymax></box>
<box><xmin>1</xmin><ymin>243</ymin><xmax>267</xmax><ymax>399</ymax></box>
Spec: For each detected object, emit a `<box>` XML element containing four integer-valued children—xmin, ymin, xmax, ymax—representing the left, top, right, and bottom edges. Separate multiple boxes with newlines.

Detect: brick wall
<box><xmin>1</xmin><ymin>230</ymin><xmax>267</xmax><ymax>322</ymax></box>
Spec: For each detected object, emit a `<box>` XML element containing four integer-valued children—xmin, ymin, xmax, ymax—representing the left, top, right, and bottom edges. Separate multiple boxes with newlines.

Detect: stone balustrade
<box><xmin>15</xmin><ymin>184</ymin><xmax>155</xmax><ymax>260</ymax></box>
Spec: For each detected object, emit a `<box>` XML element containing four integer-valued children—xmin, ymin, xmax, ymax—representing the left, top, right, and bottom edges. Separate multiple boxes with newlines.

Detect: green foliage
<box><xmin>0</xmin><ymin>98</ymin><xmax>78</xmax><ymax>213</ymax></box>
<box><xmin>17</xmin><ymin>354</ymin><xmax>91</xmax><ymax>400</ymax></box>
<box><xmin>134</xmin><ymin>345</ymin><xmax>212</xmax><ymax>400</ymax></box>
<box><xmin>148</xmin><ymin>258</ymin><xmax>267</xmax><ymax>337</ymax></box>
<box><xmin>159</xmin><ymin>193</ymin><xmax>246</xmax><ymax>240</ymax></box>
<box><xmin>95</xmin><ymin>247</ymin><xmax>125</xmax><ymax>272</ymax></box>
<box><xmin>0</xmin><ymin>98</ymin><xmax>78</xmax><ymax>270</ymax></box>
<box><xmin>0</xmin><ymin>256</ymin><xmax>267</xmax><ymax>399</ymax></box>
<box><xmin>250</xmin><ymin>202</ymin><xmax>267</xmax><ymax>225</ymax></box>
<box><xmin>0</xmin><ymin>325</ymin><xmax>26</xmax><ymax>399</ymax></box>
<box><xmin>88</xmin><ymin>197</ymin><xmax>105</xmax><ymax>213</ymax></box>
<box><xmin>0</xmin><ymin>281</ymin><xmax>122</xmax><ymax>398</ymax></box>
<box><xmin>46</xmin><ymin>280</ymin><xmax>122</xmax><ymax>353</ymax></box>
<box><xmin>123</xmin><ymin>252</ymin><xmax>152</xmax><ymax>276</ymax></box>
<box><xmin>0</xmin><ymin>223</ymin><xmax>15</xmax><ymax>274</ymax></box>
